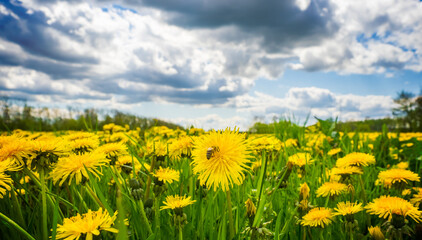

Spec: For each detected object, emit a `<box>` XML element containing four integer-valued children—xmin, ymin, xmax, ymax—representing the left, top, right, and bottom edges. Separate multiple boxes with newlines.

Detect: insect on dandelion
<box><xmin>191</xmin><ymin>127</ymin><xmax>250</xmax><ymax>192</ymax></box>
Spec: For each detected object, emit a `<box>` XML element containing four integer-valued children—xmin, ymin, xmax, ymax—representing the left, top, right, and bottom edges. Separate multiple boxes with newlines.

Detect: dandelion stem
<box><xmin>226</xmin><ymin>190</ymin><xmax>235</xmax><ymax>239</ymax></box>
<box><xmin>40</xmin><ymin>167</ymin><xmax>48</xmax><ymax>240</ymax></box>
<box><xmin>179</xmin><ymin>223</ymin><xmax>183</xmax><ymax>240</ymax></box>
<box><xmin>23</xmin><ymin>168</ymin><xmax>63</xmax><ymax>221</ymax></box>
<box><xmin>154</xmin><ymin>197</ymin><xmax>161</xmax><ymax>238</ymax></box>
<box><xmin>137</xmin><ymin>200</ymin><xmax>153</xmax><ymax>235</ymax></box>
<box><xmin>85</xmin><ymin>184</ymin><xmax>105</xmax><ymax>209</ymax></box>
<box><xmin>0</xmin><ymin>212</ymin><xmax>36</xmax><ymax>240</ymax></box>
<box><xmin>145</xmin><ymin>156</ymin><xmax>156</xmax><ymax>200</ymax></box>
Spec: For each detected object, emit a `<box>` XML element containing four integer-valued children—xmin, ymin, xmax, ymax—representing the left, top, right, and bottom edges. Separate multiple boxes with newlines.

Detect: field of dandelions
<box><xmin>1</xmin><ymin>120</ymin><xmax>422</xmax><ymax>240</ymax></box>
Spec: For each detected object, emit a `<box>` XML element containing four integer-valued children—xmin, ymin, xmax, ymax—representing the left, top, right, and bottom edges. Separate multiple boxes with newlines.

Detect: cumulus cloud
<box><xmin>225</xmin><ymin>87</ymin><xmax>395</xmax><ymax>124</ymax></box>
<box><xmin>0</xmin><ymin>0</ymin><xmax>419</xmax><ymax>130</ymax></box>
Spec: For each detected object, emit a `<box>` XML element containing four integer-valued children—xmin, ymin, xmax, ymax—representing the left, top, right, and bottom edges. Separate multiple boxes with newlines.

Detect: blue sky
<box><xmin>0</xmin><ymin>0</ymin><xmax>421</xmax><ymax>130</ymax></box>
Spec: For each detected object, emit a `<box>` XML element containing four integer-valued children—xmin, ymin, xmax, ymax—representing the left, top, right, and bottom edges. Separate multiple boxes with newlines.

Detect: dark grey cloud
<box><xmin>0</xmin><ymin>2</ymin><xmax>98</xmax><ymax>64</ymax></box>
<box><xmin>140</xmin><ymin>0</ymin><xmax>337</xmax><ymax>52</ymax></box>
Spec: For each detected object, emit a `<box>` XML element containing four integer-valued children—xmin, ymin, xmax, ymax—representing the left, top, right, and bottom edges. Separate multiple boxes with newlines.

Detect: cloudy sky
<box><xmin>0</xmin><ymin>0</ymin><xmax>421</xmax><ymax>130</ymax></box>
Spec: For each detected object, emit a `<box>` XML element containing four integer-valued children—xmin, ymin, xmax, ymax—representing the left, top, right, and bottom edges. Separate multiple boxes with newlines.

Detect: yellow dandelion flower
<box><xmin>365</xmin><ymin>196</ymin><xmax>422</xmax><ymax>222</ymax></box>
<box><xmin>336</xmin><ymin>152</ymin><xmax>375</xmax><ymax>168</ymax></box>
<box><xmin>300</xmin><ymin>207</ymin><xmax>334</xmax><ymax>228</ymax></box>
<box><xmin>68</xmin><ymin>137</ymin><xmax>100</xmax><ymax>153</ymax></box>
<box><xmin>330</xmin><ymin>166</ymin><xmax>363</xmax><ymax>177</ymax></box>
<box><xmin>0</xmin><ymin>160</ymin><xmax>20</xmax><ymax>198</ymax></box>
<box><xmin>402</xmin><ymin>189</ymin><xmax>411</xmax><ymax>196</ymax></box>
<box><xmin>95</xmin><ymin>142</ymin><xmax>128</xmax><ymax>157</ymax></box>
<box><xmin>160</xmin><ymin>195</ymin><xmax>196</xmax><ymax>211</ymax></box>
<box><xmin>189</xmin><ymin>127</ymin><xmax>205</xmax><ymax>136</ymax></box>
<box><xmin>368</xmin><ymin>226</ymin><xmax>385</xmax><ymax>240</ymax></box>
<box><xmin>115</xmin><ymin>155</ymin><xmax>149</xmax><ymax>173</ymax></box>
<box><xmin>410</xmin><ymin>188</ymin><xmax>422</xmax><ymax>207</ymax></box>
<box><xmin>283</xmin><ymin>138</ymin><xmax>298</xmax><ymax>148</ymax></box>
<box><xmin>153</xmin><ymin>167</ymin><xmax>179</xmax><ymax>184</ymax></box>
<box><xmin>377</xmin><ymin>168</ymin><xmax>420</xmax><ymax>187</ymax></box>
<box><xmin>327</xmin><ymin>148</ymin><xmax>341</xmax><ymax>156</ymax></box>
<box><xmin>288</xmin><ymin>153</ymin><xmax>314</xmax><ymax>168</ymax></box>
<box><xmin>51</xmin><ymin>152</ymin><xmax>109</xmax><ymax>186</ymax></box>
<box><xmin>333</xmin><ymin>201</ymin><xmax>363</xmax><ymax>216</ymax></box>
<box><xmin>56</xmin><ymin>208</ymin><xmax>118</xmax><ymax>240</ymax></box>
<box><xmin>0</xmin><ymin>137</ymin><xmax>33</xmax><ymax>166</ymax></box>
<box><xmin>395</xmin><ymin>162</ymin><xmax>409</xmax><ymax>169</ymax></box>
<box><xmin>146</xmin><ymin>139</ymin><xmax>168</xmax><ymax>157</ymax></box>
<box><xmin>247</xmin><ymin>135</ymin><xmax>282</xmax><ymax>155</ymax></box>
<box><xmin>27</xmin><ymin>138</ymin><xmax>68</xmax><ymax>168</ymax></box>
<box><xmin>299</xmin><ymin>182</ymin><xmax>310</xmax><ymax>200</ymax></box>
<box><xmin>316</xmin><ymin>181</ymin><xmax>348</xmax><ymax>197</ymax></box>
<box><xmin>191</xmin><ymin>127</ymin><xmax>250</xmax><ymax>191</ymax></box>
<box><xmin>64</xmin><ymin>132</ymin><xmax>97</xmax><ymax>141</ymax></box>
<box><xmin>169</xmin><ymin>136</ymin><xmax>194</xmax><ymax>160</ymax></box>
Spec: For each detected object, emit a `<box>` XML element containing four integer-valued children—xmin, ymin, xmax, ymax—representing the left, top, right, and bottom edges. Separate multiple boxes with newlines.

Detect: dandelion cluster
<box><xmin>1</xmin><ymin>123</ymin><xmax>422</xmax><ymax>240</ymax></box>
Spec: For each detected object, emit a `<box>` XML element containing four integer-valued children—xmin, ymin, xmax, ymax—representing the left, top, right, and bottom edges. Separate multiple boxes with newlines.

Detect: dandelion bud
<box><xmin>368</xmin><ymin>226</ymin><xmax>385</xmax><ymax>240</ymax></box>
<box><xmin>129</xmin><ymin>178</ymin><xmax>141</xmax><ymax>190</ymax></box>
<box><xmin>299</xmin><ymin>183</ymin><xmax>310</xmax><ymax>201</ymax></box>
<box><xmin>131</xmin><ymin>188</ymin><xmax>143</xmax><ymax>200</ymax></box>
<box><xmin>144</xmin><ymin>198</ymin><xmax>154</xmax><ymax>208</ymax></box>
<box><xmin>245</xmin><ymin>198</ymin><xmax>256</xmax><ymax>218</ymax></box>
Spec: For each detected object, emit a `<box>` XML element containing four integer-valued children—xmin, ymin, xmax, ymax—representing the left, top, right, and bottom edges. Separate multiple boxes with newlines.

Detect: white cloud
<box><xmin>224</xmin><ymin>87</ymin><xmax>395</xmax><ymax>125</ymax></box>
<box><xmin>165</xmin><ymin>114</ymin><xmax>251</xmax><ymax>131</ymax></box>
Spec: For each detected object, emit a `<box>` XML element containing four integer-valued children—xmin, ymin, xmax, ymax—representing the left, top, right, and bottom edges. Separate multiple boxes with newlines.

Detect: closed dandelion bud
<box><xmin>131</xmin><ymin>188</ymin><xmax>143</xmax><ymax>200</ymax></box>
<box><xmin>299</xmin><ymin>183</ymin><xmax>310</xmax><ymax>201</ymax></box>
<box><xmin>144</xmin><ymin>198</ymin><xmax>154</xmax><ymax>209</ymax></box>
<box><xmin>245</xmin><ymin>198</ymin><xmax>256</xmax><ymax>218</ymax></box>
<box><xmin>129</xmin><ymin>178</ymin><xmax>141</xmax><ymax>190</ymax></box>
<box><xmin>368</xmin><ymin>226</ymin><xmax>385</xmax><ymax>240</ymax></box>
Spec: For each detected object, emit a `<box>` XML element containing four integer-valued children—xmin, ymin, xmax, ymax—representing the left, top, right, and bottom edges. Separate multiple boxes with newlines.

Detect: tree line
<box><xmin>0</xmin><ymin>97</ymin><xmax>182</xmax><ymax>132</ymax></box>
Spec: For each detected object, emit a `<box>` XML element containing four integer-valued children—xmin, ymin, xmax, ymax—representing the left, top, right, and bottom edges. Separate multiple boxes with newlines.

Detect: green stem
<box><xmin>0</xmin><ymin>212</ymin><xmax>36</xmax><ymax>240</ymax></box>
<box><xmin>324</xmin><ymin>196</ymin><xmax>330</xmax><ymax>207</ymax></box>
<box><xmin>358</xmin><ymin>175</ymin><xmax>370</xmax><ymax>227</ymax></box>
<box><xmin>319</xmin><ymin>228</ymin><xmax>324</xmax><ymax>240</ymax></box>
<box><xmin>85</xmin><ymin>185</ymin><xmax>105</xmax><ymax>209</ymax></box>
<box><xmin>40</xmin><ymin>167</ymin><xmax>48</xmax><ymax>240</ymax></box>
<box><xmin>10</xmin><ymin>186</ymin><xmax>26</xmax><ymax>228</ymax></box>
<box><xmin>226</xmin><ymin>190</ymin><xmax>235</xmax><ymax>240</ymax></box>
<box><xmin>154</xmin><ymin>197</ymin><xmax>161</xmax><ymax>238</ymax></box>
<box><xmin>137</xmin><ymin>200</ymin><xmax>153</xmax><ymax>235</ymax></box>
<box><xmin>179</xmin><ymin>223</ymin><xmax>183</xmax><ymax>240</ymax></box>
<box><xmin>23</xmin><ymin>168</ymin><xmax>63</xmax><ymax>221</ymax></box>
<box><xmin>145</xmin><ymin>156</ymin><xmax>156</xmax><ymax>200</ymax></box>
<box><xmin>72</xmin><ymin>185</ymin><xmax>88</xmax><ymax>212</ymax></box>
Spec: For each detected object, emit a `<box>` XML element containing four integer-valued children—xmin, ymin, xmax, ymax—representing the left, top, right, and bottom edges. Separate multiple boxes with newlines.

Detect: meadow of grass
<box><xmin>1</xmin><ymin>120</ymin><xmax>422</xmax><ymax>240</ymax></box>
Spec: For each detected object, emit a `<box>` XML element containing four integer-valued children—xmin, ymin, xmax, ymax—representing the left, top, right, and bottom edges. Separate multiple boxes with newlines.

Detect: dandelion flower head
<box><xmin>191</xmin><ymin>127</ymin><xmax>250</xmax><ymax>192</ymax></box>
<box><xmin>153</xmin><ymin>167</ymin><xmax>180</xmax><ymax>184</ymax></box>
<box><xmin>377</xmin><ymin>168</ymin><xmax>420</xmax><ymax>187</ymax></box>
<box><xmin>56</xmin><ymin>208</ymin><xmax>118</xmax><ymax>240</ymax></box>
<box><xmin>300</xmin><ymin>207</ymin><xmax>334</xmax><ymax>228</ymax></box>
<box><xmin>333</xmin><ymin>201</ymin><xmax>363</xmax><ymax>216</ymax></box>
<box><xmin>316</xmin><ymin>181</ymin><xmax>348</xmax><ymax>197</ymax></box>
<box><xmin>336</xmin><ymin>152</ymin><xmax>375</xmax><ymax>168</ymax></box>
<box><xmin>160</xmin><ymin>195</ymin><xmax>196</xmax><ymax>211</ymax></box>
<box><xmin>365</xmin><ymin>195</ymin><xmax>422</xmax><ymax>222</ymax></box>
<box><xmin>288</xmin><ymin>152</ymin><xmax>314</xmax><ymax>168</ymax></box>
<box><xmin>51</xmin><ymin>152</ymin><xmax>109</xmax><ymax>186</ymax></box>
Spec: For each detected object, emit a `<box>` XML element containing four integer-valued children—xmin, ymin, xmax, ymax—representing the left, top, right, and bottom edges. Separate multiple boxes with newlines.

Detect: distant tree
<box><xmin>392</xmin><ymin>90</ymin><xmax>421</xmax><ymax>131</ymax></box>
